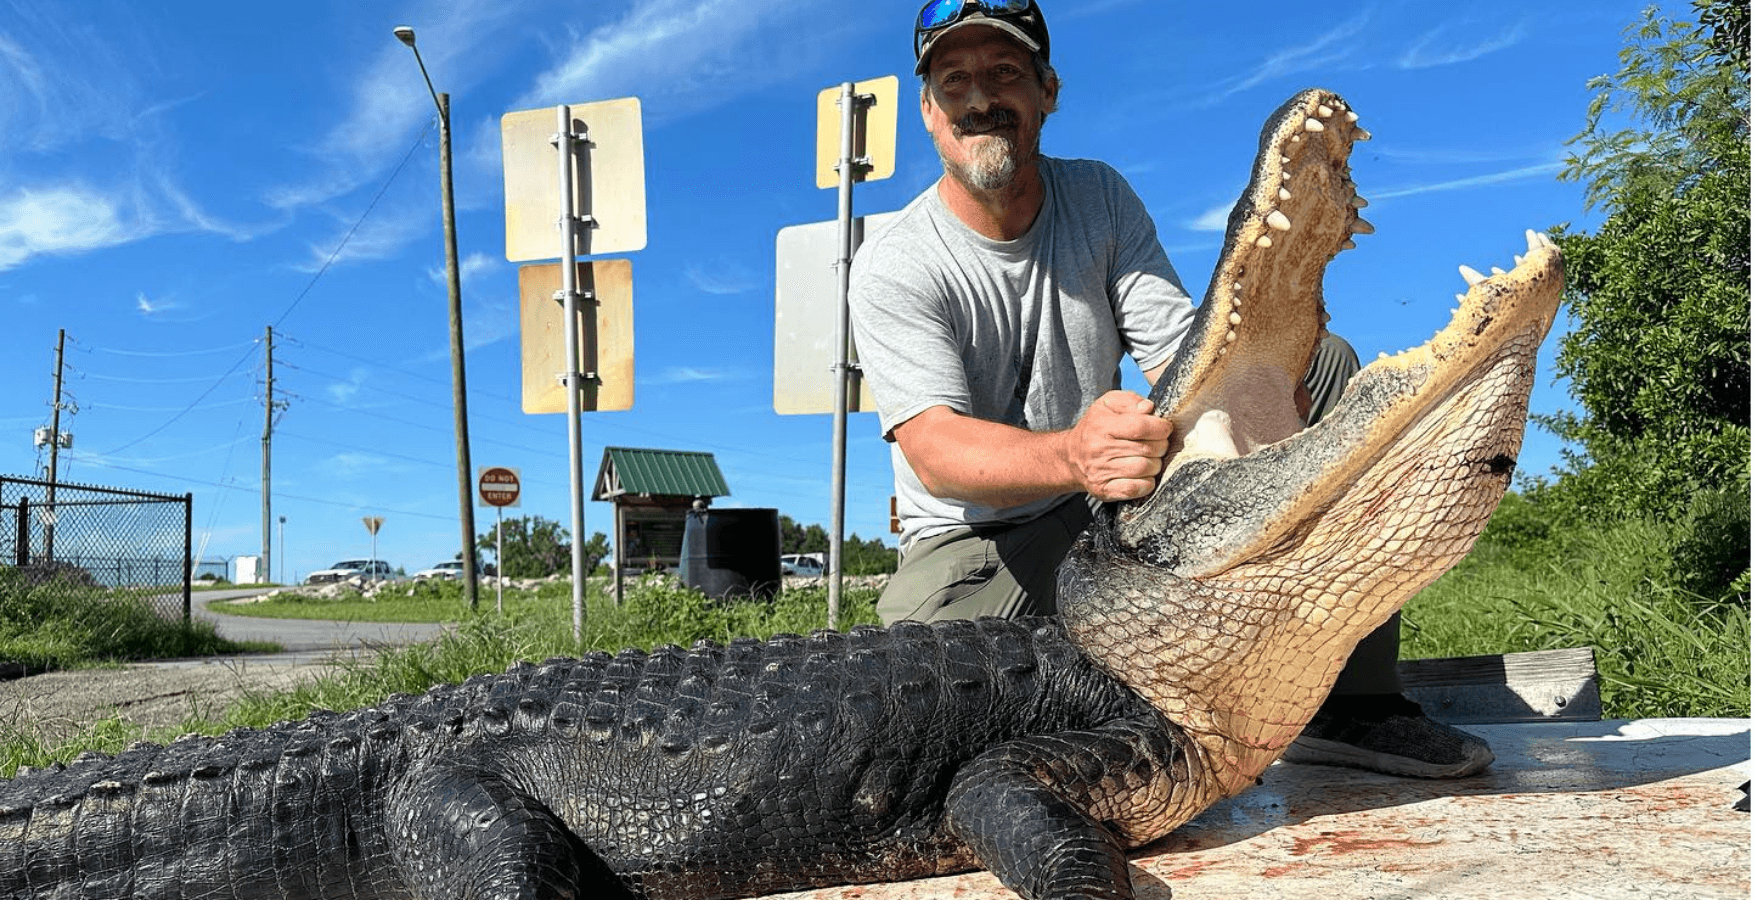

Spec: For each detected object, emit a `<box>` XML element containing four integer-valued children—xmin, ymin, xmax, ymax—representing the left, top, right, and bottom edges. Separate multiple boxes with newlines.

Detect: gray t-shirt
<box><xmin>849</xmin><ymin>157</ymin><xmax>1195</xmax><ymax>549</ymax></box>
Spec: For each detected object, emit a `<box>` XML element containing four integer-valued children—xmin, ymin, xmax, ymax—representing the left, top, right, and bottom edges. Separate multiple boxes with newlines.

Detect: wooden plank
<box><xmin>1399</xmin><ymin>646</ymin><xmax>1601</xmax><ymax>724</ymax></box>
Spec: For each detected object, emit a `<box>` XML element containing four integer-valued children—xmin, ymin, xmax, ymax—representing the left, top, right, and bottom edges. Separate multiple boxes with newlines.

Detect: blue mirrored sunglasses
<box><xmin>914</xmin><ymin>0</ymin><xmax>1040</xmax><ymax>60</ymax></box>
<box><xmin>917</xmin><ymin>0</ymin><xmax>1031</xmax><ymax>32</ymax></box>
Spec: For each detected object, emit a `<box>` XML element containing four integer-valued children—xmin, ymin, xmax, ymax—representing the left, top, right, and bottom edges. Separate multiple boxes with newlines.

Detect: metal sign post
<box><xmin>555</xmin><ymin>105</ymin><xmax>589</xmax><ymax>643</ymax></box>
<box><xmin>819</xmin><ymin>76</ymin><xmax>896</xmax><ymax>629</ymax></box>
<box><xmin>502</xmin><ymin>97</ymin><xmax>645</xmax><ymax>644</ymax></box>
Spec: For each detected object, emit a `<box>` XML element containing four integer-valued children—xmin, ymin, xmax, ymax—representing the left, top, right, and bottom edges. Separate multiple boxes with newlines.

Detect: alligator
<box><xmin>0</xmin><ymin>88</ymin><xmax>1562</xmax><ymax>900</ymax></box>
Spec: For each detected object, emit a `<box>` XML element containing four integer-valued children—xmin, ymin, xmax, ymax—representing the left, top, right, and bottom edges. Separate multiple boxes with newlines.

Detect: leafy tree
<box><xmin>476</xmin><ymin>516</ymin><xmax>609</xmax><ymax>579</ymax></box>
<box><xmin>776</xmin><ymin>515</ymin><xmax>898</xmax><ymax>575</ymax></box>
<box><xmin>842</xmin><ymin>533</ymin><xmax>899</xmax><ymax>576</ymax></box>
<box><xmin>1538</xmin><ymin>0</ymin><xmax>1749</xmax><ymax>525</ymax></box>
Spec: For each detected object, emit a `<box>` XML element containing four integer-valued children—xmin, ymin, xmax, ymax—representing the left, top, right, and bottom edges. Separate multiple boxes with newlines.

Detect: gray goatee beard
<box><xmin>943</xmin><ymin>132</ymin><xmax>1022</xmax><ymax>191</ymax></box>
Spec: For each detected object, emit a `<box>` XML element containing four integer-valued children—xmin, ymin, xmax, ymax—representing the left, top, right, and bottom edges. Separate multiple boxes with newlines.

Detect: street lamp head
<box><xmin>393</xmin><ymin>25</ymin><xmax>417</xmax><ymax>47</ymax></box>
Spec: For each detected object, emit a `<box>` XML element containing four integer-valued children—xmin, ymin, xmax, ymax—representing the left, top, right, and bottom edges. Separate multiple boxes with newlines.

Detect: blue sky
<box><xmin>0</xmin><ymin>0</ymin><xmax>1676</xmax><ymax>582</ymax></box>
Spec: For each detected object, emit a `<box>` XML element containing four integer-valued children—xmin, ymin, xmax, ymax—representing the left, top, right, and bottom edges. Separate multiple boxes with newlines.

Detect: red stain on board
<box><xmin>1289</xmin><ymin>830</ymin><xmax>1443</xmax><ymax>857</ymax></box>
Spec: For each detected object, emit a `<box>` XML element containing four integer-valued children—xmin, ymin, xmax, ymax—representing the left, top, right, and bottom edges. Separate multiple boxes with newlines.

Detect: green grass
<box><xmin>1405</xmin><ymin>513</ymin><xmax>1750</xmax><ymax>720</ymax></box>
<box><xmin>0</xmin><ymin>572</ymin><xmax>251</xmax><ymax>671</ymax></box>
<box><xmin>211</xmin><ymin>577</ymin><xmax>480</xmax><ymax>622</ymax></box>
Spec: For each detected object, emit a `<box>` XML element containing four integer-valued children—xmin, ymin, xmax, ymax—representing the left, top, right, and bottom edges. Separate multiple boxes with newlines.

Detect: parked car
<box><xmin>780</xmin><ymin>554</ymin><xmax>825</xmax><ymax>577</ymax></box>
<box><xmin>305</xmin><ymin>559</ymin><xmax>394</xmax><ymax>585</ymax></box>
<box><xmin>413</xmin><ymin>560</ymin><xmax>466</xmax><ymax>581</ymax></box>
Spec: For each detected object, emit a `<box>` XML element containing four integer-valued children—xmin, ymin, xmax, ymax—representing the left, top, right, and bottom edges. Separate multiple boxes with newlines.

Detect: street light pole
<box><xmin>395</xmin><ymin>25</ymin><xmax>480</xmax><ymax>611</ymax></box>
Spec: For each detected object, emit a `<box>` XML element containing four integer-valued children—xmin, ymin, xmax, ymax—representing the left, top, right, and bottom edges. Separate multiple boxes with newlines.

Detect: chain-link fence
<box><xmin>0</xmin><ymin>475</ymin><xmax>193</xmax><ymax>622</ymax></box>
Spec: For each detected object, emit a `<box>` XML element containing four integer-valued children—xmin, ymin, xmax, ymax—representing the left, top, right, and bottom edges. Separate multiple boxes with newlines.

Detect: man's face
<box><xmin>921</xmin><ymin>26</ymin><xmax>1057</xmax><ymax>192</ymax></box>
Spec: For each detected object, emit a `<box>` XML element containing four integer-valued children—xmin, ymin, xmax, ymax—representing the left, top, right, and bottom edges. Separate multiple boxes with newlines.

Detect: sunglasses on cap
<box><xmin>913</xmin><ymin>0</ymin><xmax>1050</xmax><ymax>71</ymax></box>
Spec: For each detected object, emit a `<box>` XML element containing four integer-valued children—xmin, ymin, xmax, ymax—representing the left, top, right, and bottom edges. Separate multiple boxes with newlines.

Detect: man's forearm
<box><xmin>894</xmin><ymin>408</ymin><xmax>1080</xmax><ymax>509</ymax></box>
<box><xmin>894</xmin><ymin>396</ymin><xmax>1171</xmax><ymax>508</ymax></box>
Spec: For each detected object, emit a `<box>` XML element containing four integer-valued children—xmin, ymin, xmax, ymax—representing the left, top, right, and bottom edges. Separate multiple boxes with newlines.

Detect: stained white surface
<box><xmin>765</xmin><ymin>719</ymin><xmax>1752</xmax><ymax>900</ymax></box>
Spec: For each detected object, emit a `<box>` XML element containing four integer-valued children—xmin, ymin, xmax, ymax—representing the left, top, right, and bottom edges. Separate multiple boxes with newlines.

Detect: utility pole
<box><xmin>394</xmin><ymin>25</ymin><xmax>480</xmax><ymax>612</ymax></box>
<box><xmin>45</xmin><ymin>328</ymin><xmax>66</xmax><ymax>561</ymax></box>
<box><xmin>262</xmin><ymin>326</ymin><xmax>275</xmax><ymax>583</ymax></box>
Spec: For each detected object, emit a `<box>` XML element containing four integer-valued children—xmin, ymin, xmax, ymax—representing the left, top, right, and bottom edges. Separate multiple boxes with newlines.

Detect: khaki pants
<box><xmin>877</xmin><ymin>496</ymin><xmax>1094</xmax><ymax>624</ymax></box>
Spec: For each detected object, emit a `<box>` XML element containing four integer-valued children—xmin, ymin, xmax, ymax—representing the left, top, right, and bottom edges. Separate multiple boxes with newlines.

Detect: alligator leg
<box><xmin>385</xmin><ymin>764</ymin><xmax>633</xmax><ymax>900</ymax></box>
<box><xmin>944</xmin><ymin>716</ymin><xmax>1188</xmax><ymax>900</ymax></box>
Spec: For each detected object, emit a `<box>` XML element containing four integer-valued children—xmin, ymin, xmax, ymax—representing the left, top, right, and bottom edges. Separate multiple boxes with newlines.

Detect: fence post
<box><xmin>14</xmin><ymin>496</ymin><xmax>27</xmax><ymax>566</ymax></box>
<box><xmin>183</xmin><ymin>493</ymin><xmax>193</xmax><ymax>632</ymax></box>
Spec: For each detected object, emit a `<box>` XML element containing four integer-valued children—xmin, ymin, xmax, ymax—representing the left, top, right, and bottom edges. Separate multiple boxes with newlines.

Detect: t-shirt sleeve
<box><xmin>1102</xmin><ymin>169</ymin><xmax>1196</xmax><ymax>377</ymax></box>
<box><xmin>848</xmin><ymin>220</ymin><xmax>971</xmax><ymax>441</ymax></box>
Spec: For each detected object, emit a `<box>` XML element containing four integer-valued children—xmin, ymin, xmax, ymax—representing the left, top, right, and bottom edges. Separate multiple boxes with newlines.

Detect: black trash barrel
<box><xmin>679</xmin><ymin>508</ymin><xmax>781</xmax><ymax>601</ymax></box>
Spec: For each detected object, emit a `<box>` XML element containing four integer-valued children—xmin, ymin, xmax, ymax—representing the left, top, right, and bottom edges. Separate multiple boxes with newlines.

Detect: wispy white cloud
<box><xmin>322</xmin><ymin>452</ymin><xmax>405</xmax><ymax>478</ymax></box>
<box><xmin>326</xmin><ymin>368</ymin><xmax>372</xmax><ymax>405</ymax></box>
<box><xmin>1397</xmin><ymin>20</ymin><xmax>1528</xmax><ymax>70</ymax></box>
<box><xmin>510</xmin><ymin>0</ymin><xmax>843</xmax><ymax>123</ymax></box>
<box><xmin>1187</xmin><ymin>200</ymin><xmax>1233</xmax><ymax>233</ymax></box>
<box><xmin>1201</xmin><ymin>12</ymin><xmax>1373</xmax><ymax>105</ymax></box>
<box><xmin>1374</xmin><ymin>162</ymin><xmax>1563</xmax><ymax>200</ymax></box>
<box><xmin>685</xmin><ymin>259</ymin><xmax>758</xmax><ymax>295</ymax></box>
<box><xmin>267</xmin><ymin>1</ymin><xmax>526</xmax><ymax>213</ymax></box>
<box><xmin>649</xmin><ymin>366</ymin><xmax>731</xmax><ymax>385</ymax></box>
<box><xmin>296</xmin><ymin>205</ymin><xmax>430</xmax><ymax>272</ymax></box>
<box><xmin>135</xmin><ymin>291</ymin><xmax>184</xmax><ymax>316</ymax></box>
<box><xmin>0</xmin><ymin>7</ymin><xmax>259</xmax><ymax>269</ymax></box>
<box><xmin>0</xmin><ymin>185</ymin><xmax>131</xmax><ymax>271</ymax></box>
<box><xmin>426</xmin><ymin>251</ymin><xmax>500</xmax><ymax>288</ymax></box>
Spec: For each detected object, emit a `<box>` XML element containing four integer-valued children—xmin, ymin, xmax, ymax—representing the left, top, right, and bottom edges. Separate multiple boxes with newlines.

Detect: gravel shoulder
<box><xmin>0</xmin><ymin>652</ymin><xmax>370</xmax><ymax>746</ymax></box>
<box><xmin>3</xmin><ymin>586</ymin><xmax>445</xmax><ymax>748</ymax></box>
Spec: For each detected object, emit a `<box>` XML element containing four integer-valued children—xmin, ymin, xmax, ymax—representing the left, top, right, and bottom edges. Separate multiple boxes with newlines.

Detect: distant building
<box><xmin>592</xmin><ymin>447</ymin><xmax>729</xmax><ymax>593</ymax></box>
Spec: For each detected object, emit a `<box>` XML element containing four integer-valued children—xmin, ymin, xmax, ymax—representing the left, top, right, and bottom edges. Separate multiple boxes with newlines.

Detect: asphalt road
<box><xmin>191</xmin><ymin>587</ymin><xmax>450</xmax><ymax>658</ymax></box>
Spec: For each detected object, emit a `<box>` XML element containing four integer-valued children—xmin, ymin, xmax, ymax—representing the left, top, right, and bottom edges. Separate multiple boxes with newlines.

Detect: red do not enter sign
<box><xmin>477</xmin><ymin>466</ymin><xmax>522</xmax><ymax>508</ymax></box>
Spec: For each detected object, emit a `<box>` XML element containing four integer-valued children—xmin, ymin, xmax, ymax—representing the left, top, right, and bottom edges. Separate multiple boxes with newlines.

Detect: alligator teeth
<box><xmin>1340</xmin><ymin>239</ymin><xmax>1357</xmax><ymax>250</ymax></box>
<box><xmin>1289</xmin><ymin>134</ymin><xmax>1302</xmax><ymax>143</ymax></box>
<box><xmin>1514</xmin><ymin>254</ymin><xmax>1525</xmax><ymax>266</ymax></box>
<box><xmin>1350</xmin><ymin>217</ymin><xmax>1375</xmax><ymax>235</ymax></box>
<box><xmin>1281</xmin><ymin>172</ymin><xmax>1292</xmax><ymax>182</ymax></box>
<box><xmin>1228</xmin><ymin>312</ymin><xmax>1243</xmax><ymax>326</ymax></box>
<box><xmin>1279</xmin><ymin>187</ymin><xmax>1293</xmax><ymax>201</ymax></box>
<box><xmin>1317</xmin><ymin>104</ymin><xmax>1335</xmax><ymax>117</ymax></box>
<box><xmin>1346</xmin><ymin>110</ymin><xmax>1359</xmax><ymax>123</ymax></box>
<box><xmin>1255</xmin><ymin>235</ymin><xmax>1273</xmax><ymax>248</ymax></box>
<box><xmin>1354</xmin><ymin>128</ymin><xmax>1373</xmax><ymax>141</ymax></box>
<box><xmin>1459</xmin><ymin>265</ymin><xmax>1487</xmax><ymax>286</ymax></box>
<box><xmin>1304</xmin><ymin>118</ymin><xmax>1325</xmax><ymax>132</ymax></box>
<box><xmin>1281</xmin><ymin>156</ymin><xmax>1292</xmax><ymax>165</ymax></box>
<box><xmin>1349</xmin><ymin>195</ymin><xmax>1370</xmax><ymax>209</ymax></box>
<box><xmin>1491</xmin><ymin>266</ymin><xmax>1507</xmax><ymax>276</ymax></box>
<box><xmin>1456</xmin><ymin>294</ymin><xmax>1468</xmax><ymax>304</ymax></box>
<box><xmin>1266</xmin><ymin>210</ymin><xmax>1292</xmax><ymax>231</ymax></box>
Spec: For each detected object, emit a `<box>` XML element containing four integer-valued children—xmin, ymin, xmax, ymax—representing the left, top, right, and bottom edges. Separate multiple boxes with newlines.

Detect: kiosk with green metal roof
<box><xmin>592</xmin><ymin>447</ymin><xmax>730</xmax><ymax>602</ymax></box>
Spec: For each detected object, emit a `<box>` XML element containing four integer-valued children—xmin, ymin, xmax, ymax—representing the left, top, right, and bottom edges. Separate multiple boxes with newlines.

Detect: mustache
<box><xmin>955</xmin><ymin>107</ymin><xmax>1019</xmax><ymax>135</ymax></box>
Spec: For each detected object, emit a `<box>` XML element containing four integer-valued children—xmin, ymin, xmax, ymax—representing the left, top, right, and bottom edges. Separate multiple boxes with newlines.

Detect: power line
<box><xmin>271</xmin><ymin>121</ymin><xmax>433</xmax><ymax>329</ymax></box>
<box><xmin>95</xmin><ymin>340</ymin><xmax>262</xmax><ymax>456</ymax></box>
<box><xmin>65</xmin><ymin>454</ymin><xmax>459</xmax><ymax>523</ymax></box>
